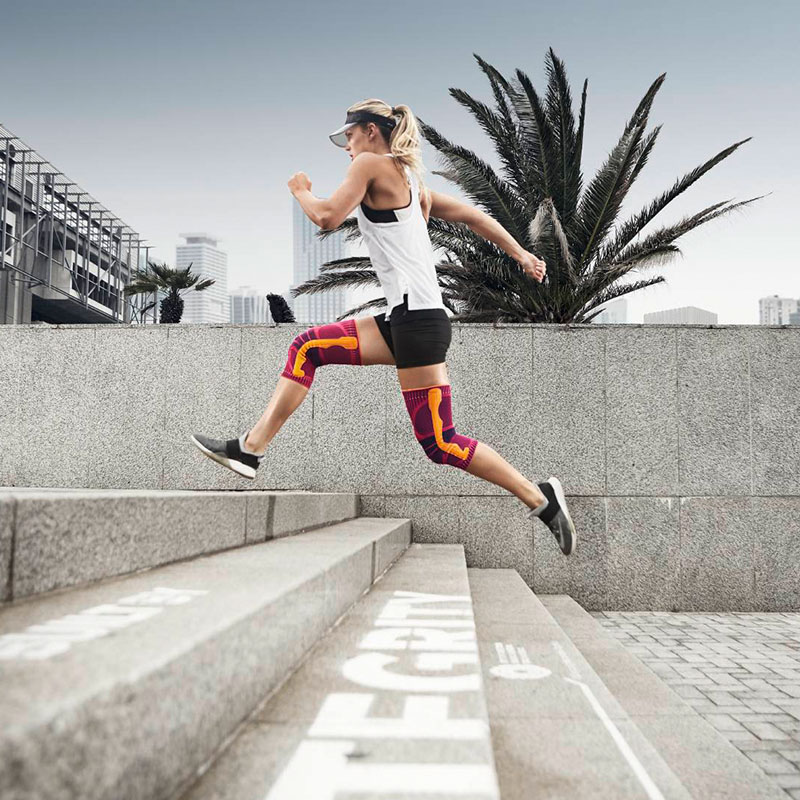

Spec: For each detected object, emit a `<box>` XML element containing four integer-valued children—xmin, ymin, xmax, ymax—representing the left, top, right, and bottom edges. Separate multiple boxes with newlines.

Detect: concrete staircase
<box><xmin>0</xmin><ymin>488</ymin><xmax>411</xmax><ymax>799</ymax></box>
<box><xmin>0</xmin><ymin>488</ymin><xmax>785</xmax><ymax>798</ymax></box>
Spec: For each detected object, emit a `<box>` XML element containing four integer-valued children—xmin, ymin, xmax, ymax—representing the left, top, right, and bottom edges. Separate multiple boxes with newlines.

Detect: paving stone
<box><xmin>738</xmin><ymin>741</ymin><xmax>799</xmax><ymax>752</ymax></box>
<box><xmin>745</xmin><ymin>750</ymin><xmax>798</xmax><ymax>774</ymax></box>
<box><xmin>706</xmin><ymin>714</ymin><xmax>746</xmax><ymax>732</ymax></box>
<box><xmin>702</xmin><ymin>705</ymin><xmax>753</xmax><ymax>715</ymax></box>
<box><xmin>723</xmin><ymin>730</ymin><xmax>760</xmax><ymax>743</ymax></box>
<box><xmin>747</xmin><ymin>699</ymin><xmax>784</xmax><ymax>714</ymax></box>
<box><xmin>742</xmin><ymin>721</ymin><xmax>793</xmax><ymax>741</ymax></box>
<box><xmin>672</xmin><ymin>685</ymin><xmax>705</xmax><ymax>699</ymax></box>
<box><xmin>736</xmin><ymin>714</ymin><xmax>800</xmax><ymax>725</ymax></box>
<box><xmin>704</xmin><ymin>691</ymin><xmax>742</xmax><ymax>705</ymax></box>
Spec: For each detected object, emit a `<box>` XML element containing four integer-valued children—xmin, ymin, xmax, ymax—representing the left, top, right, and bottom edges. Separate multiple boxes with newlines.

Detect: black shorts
<box><xmin>373</xmin><ymin>294</ymin><xmax>451</xmax><ymax>368</ymax></box>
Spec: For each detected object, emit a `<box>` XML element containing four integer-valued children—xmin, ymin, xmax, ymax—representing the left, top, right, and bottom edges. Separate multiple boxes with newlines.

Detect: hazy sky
<box><xmin>2</xmin><ymin>0</ymin><xmax>797</xmax><ymax>323</ymax></box>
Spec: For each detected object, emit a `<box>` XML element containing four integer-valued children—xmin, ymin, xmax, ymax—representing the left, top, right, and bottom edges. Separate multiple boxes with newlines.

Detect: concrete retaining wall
<box><xmin>1</xmin><ymin>321</ymin><xmax>798</xmax><ymax>611</ymax></box>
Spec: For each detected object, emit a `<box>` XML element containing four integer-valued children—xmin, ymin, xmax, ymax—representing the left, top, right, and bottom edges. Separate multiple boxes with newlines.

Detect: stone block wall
<box><xmin>1</xmin><ymin>322</ymin><xmax>797</xmax><ymax>611</ymax></box>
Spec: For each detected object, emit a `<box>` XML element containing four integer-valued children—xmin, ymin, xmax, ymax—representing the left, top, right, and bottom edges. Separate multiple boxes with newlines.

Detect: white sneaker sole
<box><xmin>191</xmin><ymin>435</ymin><xmax>256</xmax><ymax>480</ymax></box>
<box><xmin>548</xmin><ymin>475</ymin><xmax>577</xmax><ymax>555</ymax></box>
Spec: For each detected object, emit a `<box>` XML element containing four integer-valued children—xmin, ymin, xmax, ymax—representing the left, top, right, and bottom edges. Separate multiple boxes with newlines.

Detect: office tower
<box><xmin>230</xmin><ymin>285</ymin><xmax>270</xmax><ymax>323</ymax></box>
<box><xmin>176</xmin><ymin>233</ymin><xmax>228</xmax><ymax>323</ymax></box>
<box><xmin>290</xmin><ymin>202</ymin><xmax>350</xmax><ymax>324</ymax></box>
<box><xmin>0</xmin><ymin>123</ymin><xmax>144</xmax><ymax>325</ymax></box>
<box><xmin>759</xmin><ymin>294</ymin><xmax>799</xmax><ymax>325</ymax></box>
<box><xmin>592</xmin><ymin>298</ymin><xmax>628</xmax><ymax>323</ymax></box>
<box><xmin>643</xmin><ymin>306</ymin><xmax>718</xmax><ymax>324</ymax></box>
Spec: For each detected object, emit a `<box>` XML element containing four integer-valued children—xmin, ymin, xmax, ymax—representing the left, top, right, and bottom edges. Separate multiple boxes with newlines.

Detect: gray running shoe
<box><xmin>526</xmin><ymin>476</ymin><xmax>577</xmax><ymax>556</ymax></box>
<box><xmin>191</xmin><ymin>430</ymin><xmax>264</xmax><ymax>480</ymax></box>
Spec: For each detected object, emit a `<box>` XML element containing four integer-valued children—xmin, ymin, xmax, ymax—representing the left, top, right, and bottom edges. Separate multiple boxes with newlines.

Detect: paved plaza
<box><xmin>591</xmin><ymin>611</ymin><xmax>800</xmax><ymax>798</ymax></box>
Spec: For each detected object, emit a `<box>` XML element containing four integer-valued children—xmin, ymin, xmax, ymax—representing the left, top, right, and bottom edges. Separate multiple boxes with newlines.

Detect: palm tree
<box><xmin>297</xmin><ymin>48</ymin><xmax>765</xmax><ymax>322</ymax></box>
<box><xmin>123</xmin><ymin>261</ymin><xmax>215</xmax><ymax>323</ymax></box>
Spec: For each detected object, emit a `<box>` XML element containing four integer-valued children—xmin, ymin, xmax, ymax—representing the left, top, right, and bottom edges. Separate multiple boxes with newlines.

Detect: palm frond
<box><xmin>317</xmin><ymin>216</ymin><xmax>362</xmax><ymax>244</ymax></box>
<box><xmin>336</xmin><ymin>296</ymin><xmax>388</xmax><ymax>320</ymax></box>
<box><xmin>575</xmin><ymin>275</ymin><xmax>668</xmax><ymax>321</ymax></box>
<box><xmin>574</xmin><ymin>78</ymin><xmax>588</xmax><ymax>200</ymax></box>
<box><xmin>510</xmin><ymin>66</ymin><xmax>557</xmax><ymax>199</ymax></box>
<box><xmin>596</xmin><ymin>137</ymin><xmax>753</xmax><ymax>264</ymax></box>
<box><xmin>317</xmin><ymin>255</ymin><xmax>373</xmax><ymax>272</ymax></box>
<box><xmin>446</xmin><ymin>80</ymin><xmax>530</xmax><ymax>200</ymax></box>
<box><xmin>291</xmin><ymin>269</ymin><xmax>381</xmax><ymax>297</ymax></box>
<box><xmin>623</xmin><ymin>73</ymin><xmax>666</xmax><ymax>135</ymax></box>
<box><xmin>574</xmin><ymin>120</ymin><xmax>648</xmax><ymax>270</ymax></box>
<box><xmin>585</xmin><ymin>244</ymin><xmax>682</xmax><ymax>299</ymax></box>
<box><xmin>607</xmin><ymin>194</ymin><xmax>765</xmax><ymax>270</ymax></box>
<box><xmin>543</xmin><ymin>47</ymin><xmax>581</xmax><ymax>225</ymax></box>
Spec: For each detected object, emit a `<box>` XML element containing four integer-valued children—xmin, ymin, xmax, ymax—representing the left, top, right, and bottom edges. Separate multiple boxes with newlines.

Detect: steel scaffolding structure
<box><xmin>0</xmin><ymin>122</ymin><xmax>156</xmax><ymax>324</ymax></box>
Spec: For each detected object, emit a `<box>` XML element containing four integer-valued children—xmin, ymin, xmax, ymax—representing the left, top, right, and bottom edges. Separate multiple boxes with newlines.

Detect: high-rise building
<box><xmin>759</xmin><ymin>294</ymin><xmax>799</xmax><ymax>325</ymax></box>
<box><xmin>290</xmin><ymin>202</ymin><xmax>350</xmax><ymax>324</ymax></box>
<box><xmin>176</xmin><ymin>233</ymin><xmax>228</xmax><ymax>324</ymax></box>
<box><xmin>592</xmin><ymin>298</ymin><xmax>628</xmax><ymax>323</ymax></box>
<box><xmin>643</xmin><ymin>306</ymin><xmax>717</xmax><ymax>324</ymax></box>
<box><xmin>230</xmin><ymin>285</ymin><xmax>270</xmax><ymax>323</ymax></box>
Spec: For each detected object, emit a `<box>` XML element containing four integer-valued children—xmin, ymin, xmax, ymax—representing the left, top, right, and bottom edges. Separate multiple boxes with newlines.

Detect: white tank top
<box><xmin>356</xmin><ymin>154</ymin><xmax>448</xmax><ymax>322</ymax></box>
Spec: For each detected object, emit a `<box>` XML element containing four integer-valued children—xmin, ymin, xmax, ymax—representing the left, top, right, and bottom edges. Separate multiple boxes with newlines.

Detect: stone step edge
<box><xmin>539</xmin><ymin>594</ymin><xmax>787</xmax><ymax>800</ymax></box>
<box><xmin>0</xmin><ymin>489</ymin><xmax>362</xmax><ymax>602</ymax></box>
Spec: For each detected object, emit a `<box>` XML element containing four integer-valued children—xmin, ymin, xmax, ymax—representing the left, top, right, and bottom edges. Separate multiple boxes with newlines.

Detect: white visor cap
<box><xmin>329</xmin><ymin>110</ymin><xmax>397</xmax><ymax>148</ymax></box>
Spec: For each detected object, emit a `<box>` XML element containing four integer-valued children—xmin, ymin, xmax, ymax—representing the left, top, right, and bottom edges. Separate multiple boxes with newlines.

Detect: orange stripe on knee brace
<box><xmin>427</xmin><ymin>387</ymin><xmax>471</xmax><ymax>460</ymax></box>
<box><xmin>292</xmin><ymin>335</ymin><xmax>359</xmax><ymax>378</ymax></box>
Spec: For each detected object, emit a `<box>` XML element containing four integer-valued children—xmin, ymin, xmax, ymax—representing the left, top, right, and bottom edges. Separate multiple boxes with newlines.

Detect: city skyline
<box><xmin>2</xmin><ymin>0</ymin><xmax>797</xmax><ymax>324</ymax></box>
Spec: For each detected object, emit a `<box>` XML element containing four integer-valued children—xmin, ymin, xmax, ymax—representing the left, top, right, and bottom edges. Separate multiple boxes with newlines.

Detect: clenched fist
<box><xmin>517</xmin><ymin>251</ymin><xmax>547</xmax><ymax>282</ymax></box>
<box><xmin>288</xmin><ymin>172</ymin><xmax>312</xmax><ymax>194</ymax></box>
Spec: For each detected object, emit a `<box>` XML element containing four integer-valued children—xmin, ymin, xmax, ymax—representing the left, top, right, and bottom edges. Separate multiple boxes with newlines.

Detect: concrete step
<box><xmin>468</xmin><ymin>569</ymin><xmax>693</xmax><ymax>799</ymax></box>
<box><xmin>179</xmin><ymin>544</ymin><xmax>501</xmax><ymax>800</ymax></box>
<box><xmin>539</xmin><ymin>593</ymin><xmax>788</xmax><ymax>800</ymax></box>
<box><xmin>0</xmin><ymin>487</ymin><xmax>360</xmax><ymax>602</ymax></box>
<box><xmin>0</xmin><ymin>515</ymin><xmax>410</xmax><ymax>800</ymax></box>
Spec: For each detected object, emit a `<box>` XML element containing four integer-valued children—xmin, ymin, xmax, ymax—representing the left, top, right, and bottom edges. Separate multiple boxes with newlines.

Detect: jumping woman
<box><xmin>191</xmin><ymin>99</ymin><xmax>577</xmax><ymax>556</ymax></box>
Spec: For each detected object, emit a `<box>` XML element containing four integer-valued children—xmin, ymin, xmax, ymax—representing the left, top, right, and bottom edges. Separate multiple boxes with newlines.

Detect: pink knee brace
<box><xmin>402</xmin><ymin>384</ymin><xmax>478</xmax><ymax>471</ymax></box>
<box><xmin>281</xmin><ymin>319</ymin><xmax>361</xmax><ymax>388</ymax></box>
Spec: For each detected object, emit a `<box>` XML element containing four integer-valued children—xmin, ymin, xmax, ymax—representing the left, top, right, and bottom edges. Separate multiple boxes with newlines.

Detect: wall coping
<box><xmin>4</xmin><ymin>322</ymin><xmax>795</xmax><ymax>331</ymax></box>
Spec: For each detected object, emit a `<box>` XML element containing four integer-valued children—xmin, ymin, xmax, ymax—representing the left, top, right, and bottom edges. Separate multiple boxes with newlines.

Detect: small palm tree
<box><xmin>298</xmin><ymin>48</ymin><xmax>765</xmax><ymax>322</ymax></box>
<box><xmin>123</xmin><ymin>260</ymin><xmax>215</xmax><ymax>323</ymax></box>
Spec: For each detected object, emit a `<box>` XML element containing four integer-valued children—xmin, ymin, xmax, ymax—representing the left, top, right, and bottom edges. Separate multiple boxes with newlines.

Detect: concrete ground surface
<box><xmin>592</xmin><ymin>611</ymin><xmax>800</xmax><ymax>798</ymax></box>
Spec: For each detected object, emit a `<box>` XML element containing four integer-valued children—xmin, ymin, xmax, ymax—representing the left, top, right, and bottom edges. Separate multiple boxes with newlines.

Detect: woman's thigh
<box><xmin>355</xmin><ymin>316</ymin><xmax>396</xmax><ymax>366</ymax></box>
<box><xmin>396</xmin><ymin>362</ymin><xmax>450</xmax><ymax>390</ymax></box>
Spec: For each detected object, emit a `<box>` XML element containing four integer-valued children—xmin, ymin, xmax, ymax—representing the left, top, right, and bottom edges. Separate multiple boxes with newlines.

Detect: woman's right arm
<box><xmin>427</xmin><ymin>189</ymin><xmax>546</xmax><ymax>282</ymax></box>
